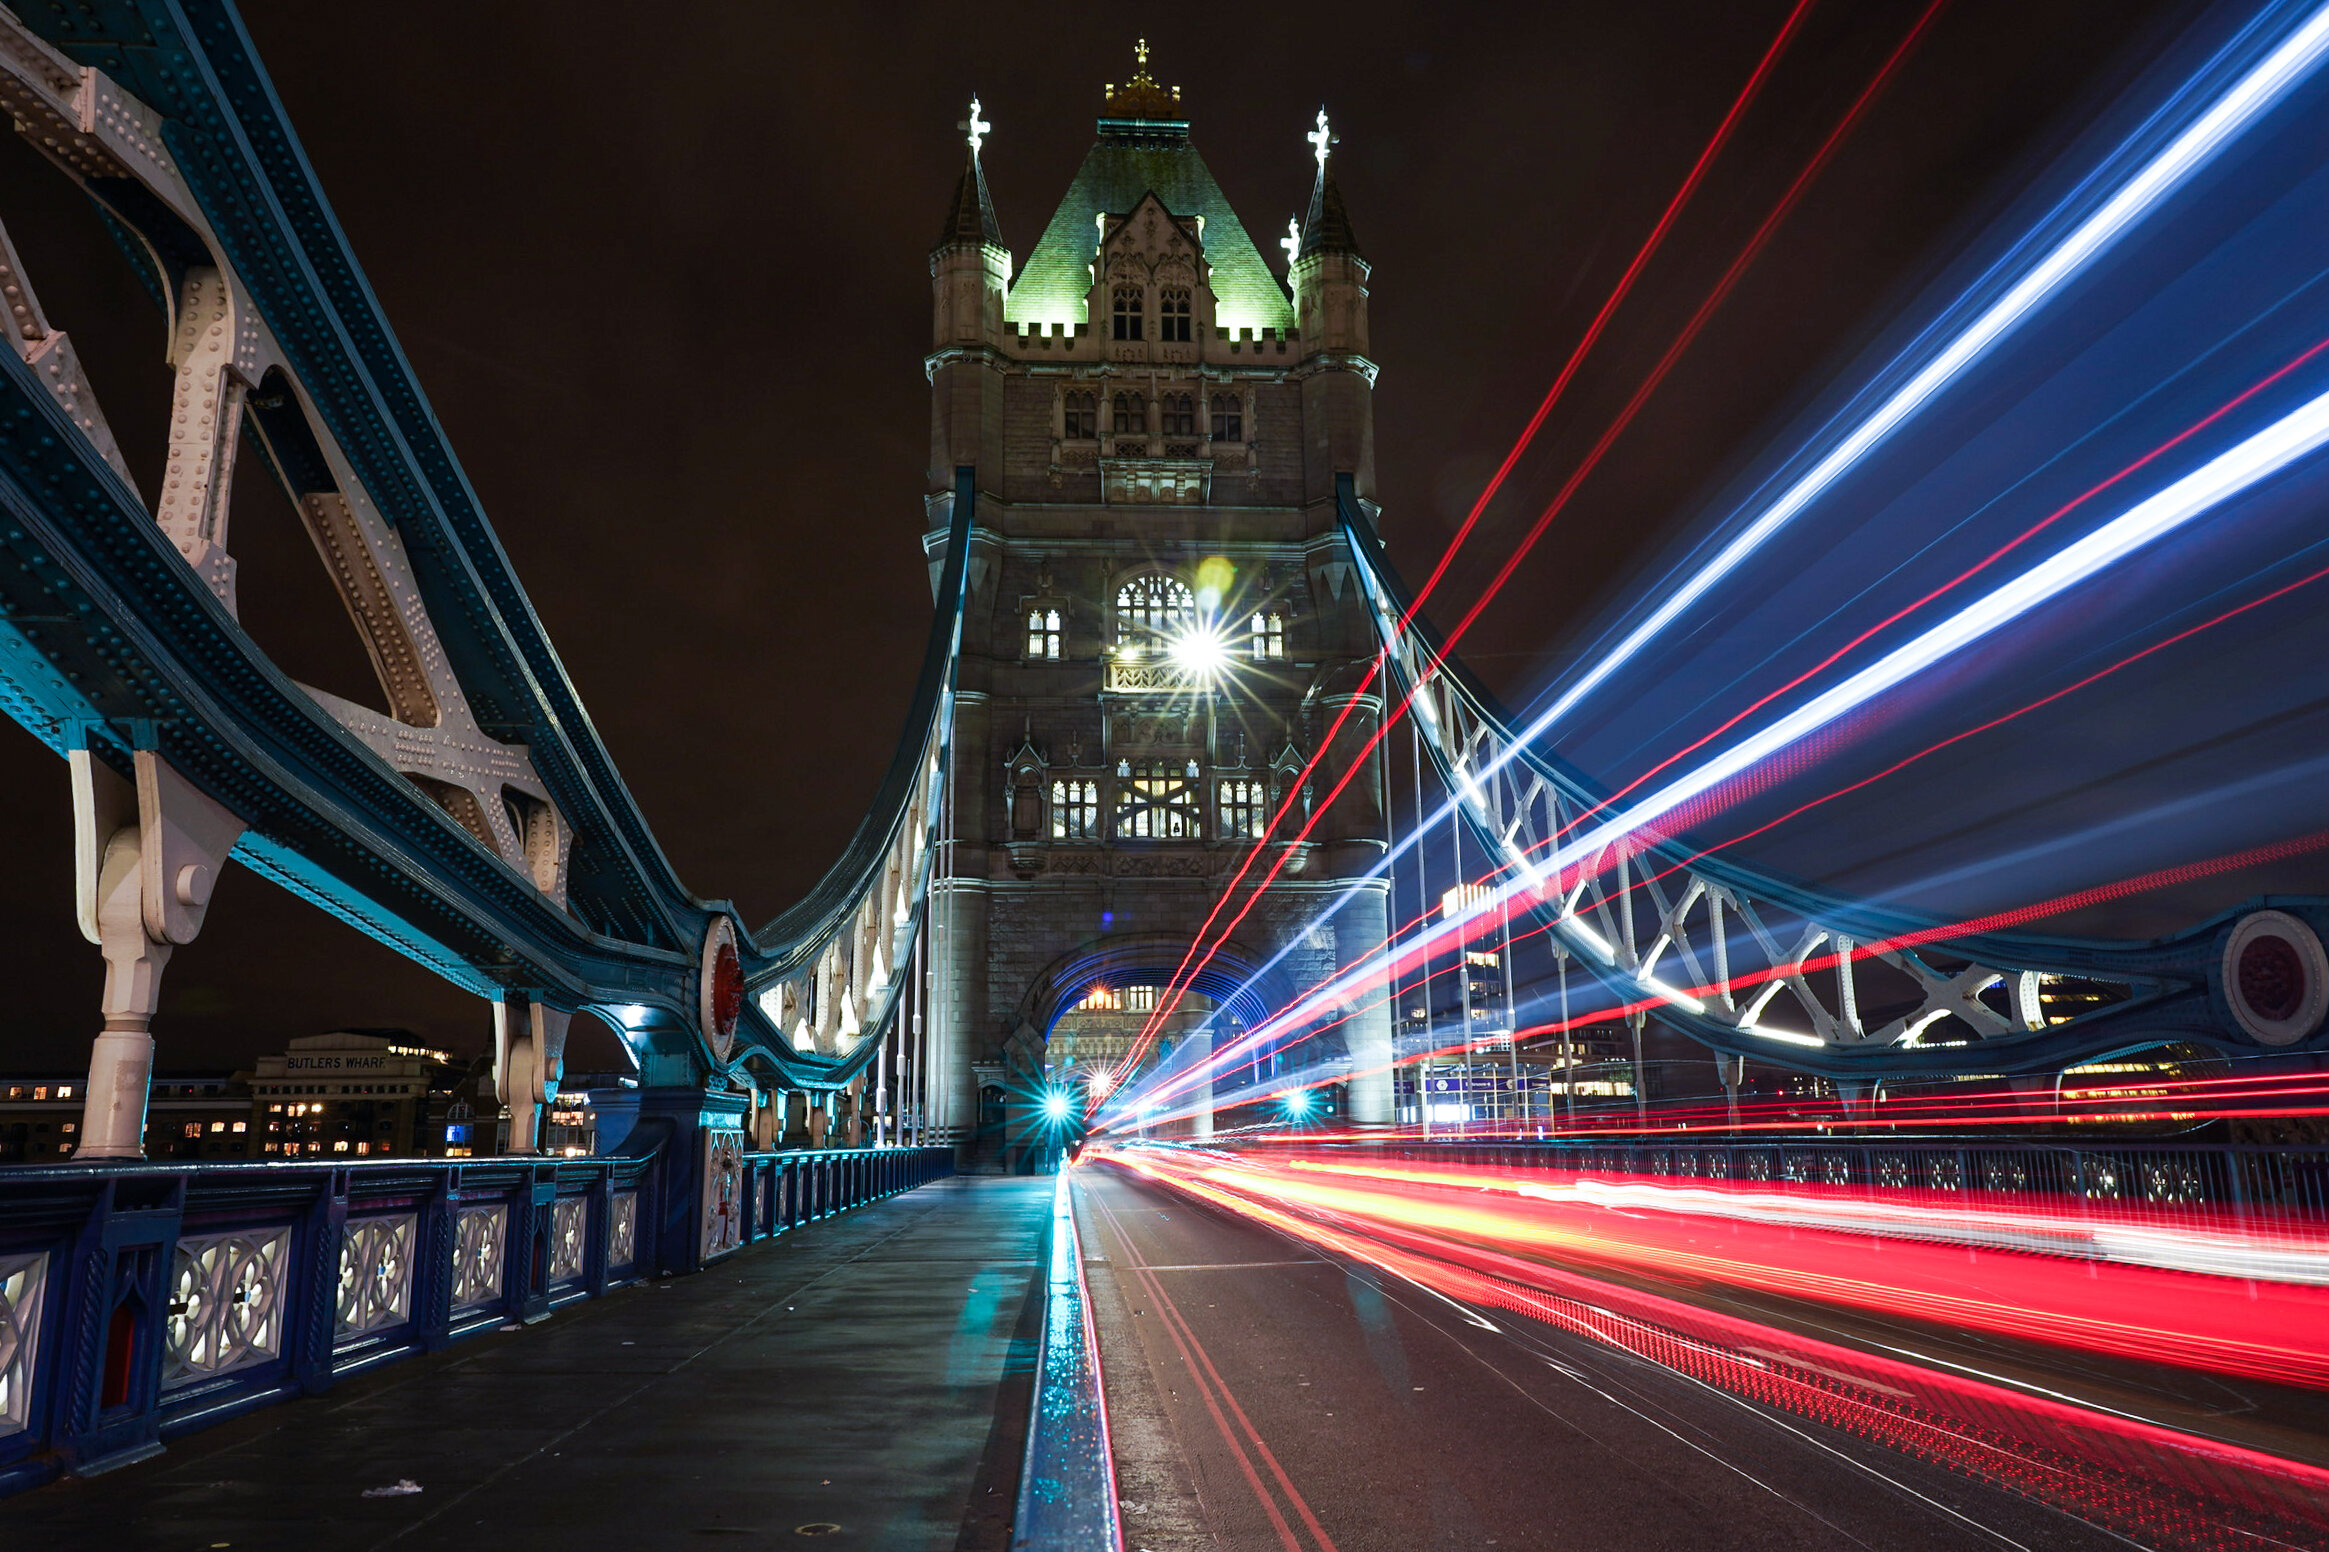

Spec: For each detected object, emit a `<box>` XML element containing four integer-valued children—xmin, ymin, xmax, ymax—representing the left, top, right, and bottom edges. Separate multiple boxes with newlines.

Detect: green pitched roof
<box><xmin>1004</xmin><ymin>126</ymin><xmax>1296</xmax><ymax>333</ymax></box>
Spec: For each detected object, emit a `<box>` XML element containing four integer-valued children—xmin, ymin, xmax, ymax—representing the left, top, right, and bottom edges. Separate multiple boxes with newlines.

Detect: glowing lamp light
<box><xmin>1042</xmin><ymin>1091</ymin><xmax>1072</xmax><ymax>1123</ymax></box>
<box><xmin>1170</xmin><ymin>627</ymin><xmax>1230</xmax><ymax>678</ymax></box>
<box><xmin>1283</xmin><ymin>1088</ymin><xmax>1314</xmax><ymax>1119</ymax></box>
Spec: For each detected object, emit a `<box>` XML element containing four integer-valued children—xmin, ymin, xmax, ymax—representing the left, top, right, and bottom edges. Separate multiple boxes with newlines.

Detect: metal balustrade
<box><xmin>0</xmin><ymin>1145</ymin><xmax>951</xmax><ymax>1495</ymax></box>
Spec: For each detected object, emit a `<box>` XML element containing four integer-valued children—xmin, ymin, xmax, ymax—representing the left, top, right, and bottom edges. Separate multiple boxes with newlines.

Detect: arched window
<box><xmin>1249</xmin><ymin>612</ymin><xmax>1285</xmax><ymax>660</ymax></box>
<box><xmin>1210</xmin><ymin>393</ymin><xmax>1243</xmax><ymax>441</ymax></box>
<box><xmin>1062</xmin><ymin>392</ymin><xmax>1098</xmax><ymax>439</ymax></box>
<box><xmin>1159</xmin><ymin>287</ymin><xmax>1193</xmax><ymax>342</ymax></box>
<box><xmin>1050</xmin><ymin>778</ymin><xmax>1099</xmax><ymax>839</ymax></box>
<box><xmin>1112</xmin><ymin>287</ymin><xmax>1144</xmax><ymax>341</ymax></box>
<box><xmin>1161</xmin><ymin>393</ymin><xmax>1196</xmax><ymax>436</ymax></box>
<box><xmin>1111</xmin><ymin>392</ymin><xmax>1145</xmax><ymax>435</ymax></box>
<box><xmin>1026</xmin><ymin>608</ymin><xmax>1061</xmax><ymax>659</ymax></box>
<box><xmin>1114</xmin><ymin>758</ymin><xmax>1203</xmax><ymax>839</ymax></box>
<box><xmin>1218</xmin><ymin>778</ymin><xmax>1268</xmax><ymax>839</ymax></box>
<box><xmin>1116</xmin><ymin>574</ymin><xmax>1195</xmax><ymax>644</ymax></box>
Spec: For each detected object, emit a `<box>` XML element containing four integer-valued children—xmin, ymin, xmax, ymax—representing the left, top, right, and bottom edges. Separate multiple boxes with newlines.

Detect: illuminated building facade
<box><xmin>242</xmin><ymin>1029</ymin><xmax>501</xmax><ymax>1158</ymax></box>
<box><xmin>923</xmin><ymin>47</ymin><xmax>1393</xmax><ymax>1159</ymax></box>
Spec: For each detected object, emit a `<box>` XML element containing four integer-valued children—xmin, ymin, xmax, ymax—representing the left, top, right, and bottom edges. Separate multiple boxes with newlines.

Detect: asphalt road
<box><xmin>1077</xmin><ymin>1164</ymin><xmax>2151</xmax><ymax>1552</ymax></box>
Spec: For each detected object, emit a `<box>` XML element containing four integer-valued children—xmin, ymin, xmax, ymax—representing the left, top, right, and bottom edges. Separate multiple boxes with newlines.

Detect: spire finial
<box><xmin>1280</xmin><ymin>216</ymin><xmax>1301</xmax><ymax>266</ymax></box>
<box><xmin>1135</xmin><ymin>37</ymin><xmax>1149</xmax><ymax>69</ymax></box>
<box><xmin>1309</xmin><ymin>107</ymin><xmax>1335</xmax><ymax>170</ymax></box>
<box><xmin>960</xmin><ymin>94</ymin><xmax>991</xmax><ymax>159</ymax></box>
<box><xmin>1104</xmin><ymin>39</ymin><xmax>1182</xmax><ymax>121</ymax></box>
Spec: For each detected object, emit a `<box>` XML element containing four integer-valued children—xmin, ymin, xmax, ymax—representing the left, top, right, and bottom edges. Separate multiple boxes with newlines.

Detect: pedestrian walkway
<box><xmin>0</xmin><ymin>1175</ymin><xmax>1053</xmax><ymax>1552</ymax></box>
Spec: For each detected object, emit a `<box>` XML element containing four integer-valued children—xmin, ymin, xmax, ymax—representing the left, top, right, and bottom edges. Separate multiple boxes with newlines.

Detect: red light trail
<box><xmin>1090</xmin><ymin>1148</ymin><xmax>2329</xmax><ymax>1550</ymax></box>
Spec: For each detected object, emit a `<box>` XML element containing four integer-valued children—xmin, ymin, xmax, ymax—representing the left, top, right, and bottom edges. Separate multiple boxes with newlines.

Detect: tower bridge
<box><xmin>2</xmin><ymin>9</ymin><xmax>2328</xmax><ymax>1549</ymax></box>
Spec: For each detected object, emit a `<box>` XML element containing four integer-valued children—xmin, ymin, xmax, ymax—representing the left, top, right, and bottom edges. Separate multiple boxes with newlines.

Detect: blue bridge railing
<box><xmin>0</xmin><ymin>1145</ymin><xmax>951</xmax><ymax>1496</ymax></box>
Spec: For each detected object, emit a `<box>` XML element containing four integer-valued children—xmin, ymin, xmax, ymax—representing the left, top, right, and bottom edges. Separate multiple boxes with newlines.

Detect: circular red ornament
<box><xmin>711</xmin><ymin>940</ymin><xmax>744</xmax><ymax>1036</ymax></box>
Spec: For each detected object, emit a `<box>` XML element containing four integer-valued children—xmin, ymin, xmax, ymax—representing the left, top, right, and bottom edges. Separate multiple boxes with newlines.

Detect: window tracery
<box><xmin>1111</xmin><ymin>392</ymin><xmax>1145</xmax><ymax>435</ymax></box>
<box><xmin>1111</xmin><ymin>287</ymin><xmax>1144</xmax><ymax>341</ymax></box>
<box><xmin>1050</xmin><ymin>778</ymin><xmax>1100</xmax><ymax>839</ymax></box>
<box><xmin>1210</xmin><ymin>393</ymin><xmax>1243</xmax><ymax>441</ymax></box>
<box><xmin>1161</xmin><ymin>393</ymin><xmax>1197</xmax><ymax>437</ymax></box>
<box><xmin>1159</xmin><ymin>288</ymin><xmax>1192</xmax><ymax>342</ymax></box>
<box><xmin>1062</xmin><ymin>391</ymin><xmax>1098</xmax><ymax>439</ymax></box>
<box><xmin>1026</xmin><ymin>608</ymin><xmax>1062</xmax><ymax>660</ymax></box>
<box><xmin>1249</xmin><ymin>612</ymin><xmax>1285</xmax><ymax>660</ymax></box>
<box><xmin>1115</xmin><ymin>574</ymin><xmax>1195</xmax><ymax>644</ymax></box>
<box><xmin>1218</xmin><ymin>778</ymin><xmax>1268</xmax><ymax>839</ymax></box>
<box><xmin>1114</xmin><ymin>758</ymin><xmax>1203</xmax><ymax>840</ymax></box>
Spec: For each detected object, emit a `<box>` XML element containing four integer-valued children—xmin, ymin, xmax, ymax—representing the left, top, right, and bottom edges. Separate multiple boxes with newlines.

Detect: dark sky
<box><xmin>0</xmin><ymin>0</ymin><xmax>2200</xmax><ymax>1072</ymax></box>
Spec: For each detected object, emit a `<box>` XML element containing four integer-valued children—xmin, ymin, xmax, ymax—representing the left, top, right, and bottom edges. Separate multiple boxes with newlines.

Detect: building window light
<box><xmin>1050</xmin><ymin>778</ymin><xmax>1100</xmax><ymax>840</ymax></box>
<box><xmin>1249</xmin><ymin>612</ymin><xmax>1285</xmax><ymax>660</ymax></box>
<box><xmin>1026</xmin><ymin>607</ymin><xmax>1061</xmax><ymax>660</ymax></box>
<box><xmin>1114</xmin><ymin>758</ymin><xmax>1204</xmax><ymax>840</ymax></box>
<box><xmin>1218</xmin><ymin>777</ymin><xmax>1267</xmax><ymax>839</ymax></box>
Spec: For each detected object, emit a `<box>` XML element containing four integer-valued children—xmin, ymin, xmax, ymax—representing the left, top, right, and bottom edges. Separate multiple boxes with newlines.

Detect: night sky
<box><xmin>0</xmin><ymin>0</ymin><xmax>2205</xmax><ymax>1072</ymax></box>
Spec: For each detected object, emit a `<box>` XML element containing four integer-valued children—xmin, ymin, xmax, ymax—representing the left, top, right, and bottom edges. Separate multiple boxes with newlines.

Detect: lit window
<box><xmin>332</xmin><ymin>1140</ymin><xmax>349</xmax><ymax>1152</ymax></box>
<box><xmin>1111</xmin><ymin>391</ymin><xmax>1144</xmax><ymax>435</ymax></box>
<box><xmin>1115</xmin><ymin>759</ymin><xmax>1203</xmax><ymax>839</ymax></box>
<box><xmin>1161</xmin><ymin>393</ymin><xmax>1196</xmax><ymax>436</ymax></box>
<box><xmin>1063</xmin><ymin>390</ymin><xmax>1098</xmax><ymax>439</ymax></box>
<box><xmin>1126</xmin><ymin>985</ymin><xmax>1158</xmax><ymax>1012</ymax></box>
<box><xmin>1210</xmin><ymin>393</ymin><xmax>1242</xmax><ymax>441</ymax></box>
<box><xmin>1050</xmin><ymin>778</ymin><xmax>1100</xmax><ymax>839</ymax></box>
<box><xmin>57</xmin><ymin>1086</ymin><xmax>73</xmax><ymax>1099</ymax></box>
<box><xmin>60</xmin><ymin>1122</ymin><xmax>74</xmax><ymax>1134</ymax></box>
<box><xmin>1082</xmin><ymin>985</ymin><xmax>1122</xmax><ymax>1011</ymax></box>
<box><xmin>1218</xmin><ymin>777</ymin><xmax>1268</xmax><ymax>839</ymax></box>
<box><xmin>31</xmin><ymin>1087</ymin><xmax>46</xmax><ymax>1101</ymax></box>
<box><xmin>209</xmin><ymin>1121</ymin><xmax>225</xmax><ymax>1133</ymax></box>
<box><xmin>183</xmin><ymin>1122</ymin><xmax>202</xmax><ymax>1139</ymax></box>
<box><xmin>1249</xmin><ymin>613</ymin><xmax>1285</xmax><ymax>660</ymax></box>
<box><xmin>1115</xmin><ymin>574</ymin><xmax>1195</xmax><ymax>645</ymax></box>
<box><xmin>1112</xmin><ymin>287</ymin><xmax>1143</xmax><ymax>341</ymax></box>
<box><xmin>1026</xmin><ymin>608</ymin><xmax>1062</xmax><ymax>660</ymax></box>
<box><xmin>231</xmin><ymin>1121</ymin><xmax>247</xmax><ymax>1133</ymax></box>
<box><xmin>356</xmin><ymin>1141</ymin><xmax>370</xmax><ymax>1155</ymax></box>
<box><xmin>1159</xmin><ymin>287</ymin><xmax>1192</xmax><ymax>342</ymax></box>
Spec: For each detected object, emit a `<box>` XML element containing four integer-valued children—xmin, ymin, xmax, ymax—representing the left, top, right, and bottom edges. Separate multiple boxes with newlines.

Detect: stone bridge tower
<box><xmin>921</xmin><ymin>48</ymin><xmax>1391</xmax><ymax>1161</ymax></box>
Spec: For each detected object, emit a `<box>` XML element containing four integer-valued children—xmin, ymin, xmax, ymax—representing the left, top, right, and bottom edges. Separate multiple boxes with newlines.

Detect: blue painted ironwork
<box><xmin>0</xmin><ymin>1145</ymin><xmax>951</xmax><ymax>1496</ymax></box>
<box><xmin>1338</xmin><ymin>480</ymin><xmax>2329</xmax><ymax>1076</ymax></box>
<box><xmin>1013</xmin><ymin>1170</ymin><xmax>1123</xmax><ymax>1552</ymax></box>
<box><xmin>0</xmin><ymin>0</ymin><xmax>970</xmax><ymax>1093</ymax></box>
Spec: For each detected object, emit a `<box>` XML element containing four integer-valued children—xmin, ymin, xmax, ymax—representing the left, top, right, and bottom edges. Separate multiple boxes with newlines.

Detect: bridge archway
<box><xmin>1016</xmin><ymin>931</ymin><xmax>1296</xmax><ymax>1041</ymax></box>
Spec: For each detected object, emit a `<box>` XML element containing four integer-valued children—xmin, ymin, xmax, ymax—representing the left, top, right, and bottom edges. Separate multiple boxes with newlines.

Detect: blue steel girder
<box><xmin>0</xmin><ymin>0</ymin><xmax>964</xmax><ymax>1093</ymax></box>
<box><xmin>1337</xmin><ymin>481</ymin><xmax>2329</xmax><ymax>1078</ymax></box>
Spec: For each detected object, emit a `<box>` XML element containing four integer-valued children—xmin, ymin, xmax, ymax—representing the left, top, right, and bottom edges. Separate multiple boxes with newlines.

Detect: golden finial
<box><xmin>1105</xmin><ymin>38</ymin><xmax>1182</xmax><ymax>120</ymax></box>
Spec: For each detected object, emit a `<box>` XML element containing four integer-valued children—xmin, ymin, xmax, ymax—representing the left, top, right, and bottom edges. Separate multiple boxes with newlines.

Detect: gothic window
<box><xmin>1161</xmin><ymin>393</ymin><xmax>1196</xmax><ymax>437</ymax></box>
<box><xmin>1159</xmin><ymin>287</ymin><xmax>1193</xmax><ymax>342</ymax></box>
<box><xmin>1114</xmin><ymin>757</ymin><xmax>1203</xmax><ymax>840</ymax></box>
<box><xmin>1115</xmin><ymin>573</ymin><xmax>1195</xmax><ymax>644</ymax></box>
<box><xmin>1249</xmin><ymin>612</ymin><xmax>1285</xmax><ymax>660</ymax></box>
<box><xmin>1111</xmin><ymin>392</ymin><xmax>1144</xmax><ymax>435</ymax></box>
<box><xmin>1210</xmin><ymin>393</ymin><xmax>1243</xmax><ymax>441</ymax></box>
<box><xmin>1126</xmin><ymin>985</ymin><xmax>1158</xmax><ymax>1012</ymax></box>
<box><xmin>1063</xmin><ymin>392</ymin><xmax>1098</xmax><ymax>439</ymax></box>
<box><xmin>1050</xmin><ymin>778</ymin><xmax>1100</xmax><ymax>839</ymax></box>
<box><xmin>1112</xmin><ymin>287</ymin><xmax>1144</xmax><ymax>341</ymax></box>
<box><xmin>1080</xmin><ymin>984</ymin><xmax>1122</xmax><ymax>1010</ymax></box>
<box><xmin>1026</xmin><ymin>608</ymin><xmax>1061</xmax><ymax>659</ymax></box>
<box><xmin>1218</xmin><ymin>778</ymin><xmax>1268</xmax><ymax>839</ymax></box>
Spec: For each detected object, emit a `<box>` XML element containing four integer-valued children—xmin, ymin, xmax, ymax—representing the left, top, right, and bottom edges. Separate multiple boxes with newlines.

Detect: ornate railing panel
<box><xmin>1339</xmin><ymin>483</ymin><xmax>2329</xmax><ymax>1076</ymax></box>
<box><xmin>0</xmin><ymin>1252</ymin><xmax>42</xmax><ymax>1437</ymax></box>
<box><xmin>335</xmin><ymin>1215</ymin><xmax>415</xmax><ymax>1340</ymax></box>
<box><xmin>0</xmin><ymin>1147</ymin><xmax>949</xmax><ymax>1495</ymax></box>
<box><xmin>163</xmin><ymin>1227</ymin><xmax>290</xmax><ymax>1386</ymax></box>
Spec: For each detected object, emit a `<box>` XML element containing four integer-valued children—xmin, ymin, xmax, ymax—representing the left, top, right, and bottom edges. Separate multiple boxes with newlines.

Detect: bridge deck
<box><xmin>2</xmin><ymin>1176</ymin><xmax>1050</xmax><ymax>1552</ymax></box>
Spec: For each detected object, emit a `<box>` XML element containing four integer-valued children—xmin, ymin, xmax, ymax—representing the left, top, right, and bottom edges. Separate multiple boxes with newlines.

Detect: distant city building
<box><xmin>240</xmin><ymin>1029</ymin><xmax>502</xmax><ymax>1159</ymax></box>
<box><xmin>0</xmin><ymin>1071</ymin><xmax>253</xmax><ymax>1162</ymax></box>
